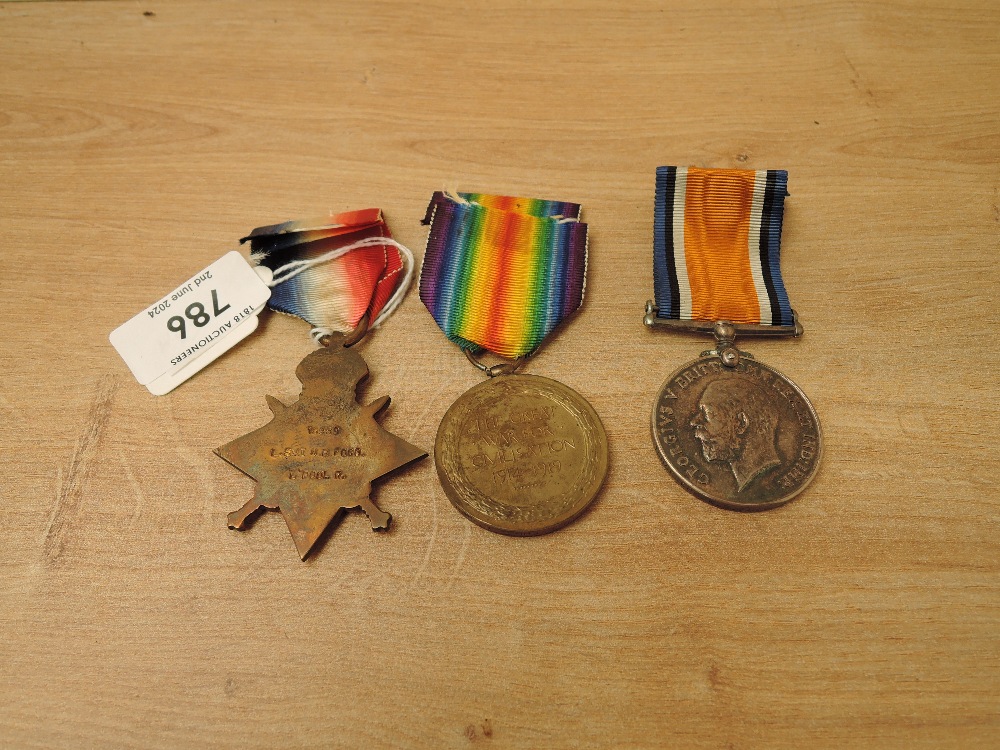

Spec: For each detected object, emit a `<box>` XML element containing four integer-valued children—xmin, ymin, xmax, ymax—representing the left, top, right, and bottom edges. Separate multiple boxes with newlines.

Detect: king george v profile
<box><xmin>690</xmin><ymin>379</ymin><xmax>782</xmax><ymax>492</ymax></box>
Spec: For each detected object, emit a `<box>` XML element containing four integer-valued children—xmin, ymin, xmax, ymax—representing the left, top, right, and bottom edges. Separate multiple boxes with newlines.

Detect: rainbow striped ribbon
<box><xmin>654</xmin><ymin>167</ymin><xmax>794</xmax><ymax>326</ymax></box>
<box><xmin>422</xmin><ymin>191</ymin><xmax>582</xmax><ymax>222</ymax></box>
<box><xmin>244</xmin><ymin>209</ymin><xmax>403</xmax><ymax>331</ymax></box>
<box><xmin>419</xmin><ymin>192</ymin><xmax>588</xmax><ymax>359</ymax></box>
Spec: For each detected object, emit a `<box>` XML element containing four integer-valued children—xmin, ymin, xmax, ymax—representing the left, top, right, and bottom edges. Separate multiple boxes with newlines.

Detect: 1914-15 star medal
<box><xmin>216</xmin><ymin>334</ymin><xmax>426</xmax><ymax>559</ymax></box>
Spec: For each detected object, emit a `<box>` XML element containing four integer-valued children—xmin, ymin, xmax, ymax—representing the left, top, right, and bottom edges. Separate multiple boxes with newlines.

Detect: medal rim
<box><xmin>435</xmin><ymin>373</ymin><xmax>609</xmax><ymax>536</ymax></box>
<box><xmin>651</xmin><ymin>354</ymin><xmax>823</xmax><ymax>511</ymax></box>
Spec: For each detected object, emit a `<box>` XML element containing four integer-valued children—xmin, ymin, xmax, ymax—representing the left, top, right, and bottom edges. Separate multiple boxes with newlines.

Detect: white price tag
<box><xmin>110</xmin><ymin>251</ymin><xmax>272</xmax><ymax>395</ymax></box>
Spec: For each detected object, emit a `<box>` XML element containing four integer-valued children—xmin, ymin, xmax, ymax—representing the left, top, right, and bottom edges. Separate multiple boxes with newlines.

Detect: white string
<box><xmin>261</xmin><ymin>235</ymin><xmax>416</xmax><ymax>344</ymax></box>
<box><xmin>442</xmin><ymin>188</ymin><xmax>470</xmax><ymax>205</ymax></box>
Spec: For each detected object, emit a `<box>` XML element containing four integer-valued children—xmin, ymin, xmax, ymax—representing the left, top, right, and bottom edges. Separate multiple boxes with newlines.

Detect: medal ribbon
<box><xmin>654</xmin><ymin>167</ymin><xmax>794</xmax><ymax>326</ymax></box>
<box><xmin>422</xmin><ymin>191</ymin><xmax>582</xmax><ymax>222</ymax></box>
<box><xmin>419</xmin><ymin>191</ymin><xmax>588</xmax><ymax>359</ymax></box>
<box><xmin>243</xmin><ymin>208</ymin><xmax>412</xmax><ymax>334</ymax></box>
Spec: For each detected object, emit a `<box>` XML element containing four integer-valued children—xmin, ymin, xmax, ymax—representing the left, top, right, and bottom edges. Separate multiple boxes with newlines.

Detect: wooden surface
<box><xmin>2</xmin><ymin>1</ymin><xmax>998</xmax><ymax>747</ymax></box>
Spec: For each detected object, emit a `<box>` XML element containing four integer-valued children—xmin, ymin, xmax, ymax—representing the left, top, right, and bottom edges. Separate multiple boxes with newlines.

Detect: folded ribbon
<box><xmin>654</xmin><ymin>167</ymin><xmax>794</xmax><ymax>326</ymax></box>
<box><xmin>244</xmin><ymin>209</ymin><xmax>405</xmax><ymax>332</ymax></box>
<box><xmin>419</xmin><ymin>191</ymin><xmax>588</xmax><ymax>359</ymax></box>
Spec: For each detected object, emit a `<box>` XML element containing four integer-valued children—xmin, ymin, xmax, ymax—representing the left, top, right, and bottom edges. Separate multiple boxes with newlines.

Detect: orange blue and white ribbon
<box><xmin>654</xmin><ymin>167</ymin><xmax>793</xmax><ymax>326</ymax></box>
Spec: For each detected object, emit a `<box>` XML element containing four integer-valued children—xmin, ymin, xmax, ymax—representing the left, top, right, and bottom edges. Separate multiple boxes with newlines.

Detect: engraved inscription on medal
<box><xmin>464</xmin><ymin>406</ymin><xmax>578</xmax><ymax>491</ymax></box>
<box><xmin>652</xmin><ymin>356</ymin><xmax>821</xmax><ymax>510</ymax></box>
<box><xmin>454</xmin><ymin>394</ymin><xmax>587</xmax><ymax>519</ymax></box>
<box><xmin>260</xmin><ymin>412</ymin><xmax>367</xmax><ymax>482</ymax></box>
<box><xmin>267</xmin><ymin>445</ymin><xmax>364</xmax><ymax>460</ymax></box>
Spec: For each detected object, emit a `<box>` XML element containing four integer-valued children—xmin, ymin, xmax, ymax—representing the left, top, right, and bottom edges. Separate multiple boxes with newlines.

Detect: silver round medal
<box><xmin>651</xmin><ymin>354</ymin><xmax>822</xmax><ymax>511</ymax></box>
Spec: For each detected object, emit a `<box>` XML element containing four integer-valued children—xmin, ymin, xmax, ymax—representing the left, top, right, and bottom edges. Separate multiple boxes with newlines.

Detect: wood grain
<box><xmin>1</xmin><ymin>1</ymin><xmax>997</xmax><ymax>747</ymax></box>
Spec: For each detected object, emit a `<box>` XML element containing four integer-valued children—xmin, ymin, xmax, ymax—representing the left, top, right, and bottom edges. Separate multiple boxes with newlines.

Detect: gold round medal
<box><xmin>435</xmin><ymin>374</ymin><xmax>608</xmax><ymax>535</ymax></box>
<box><xmin>652</xmin><ymin>355</ymin><xmax>822</xmax><ymax>510</ymax></box>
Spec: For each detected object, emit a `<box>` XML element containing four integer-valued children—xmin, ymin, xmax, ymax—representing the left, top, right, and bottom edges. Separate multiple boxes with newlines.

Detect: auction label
<box><xmin>110</xmin><ymin>251</ymin><xmax>272</xmax><ymax>390</ymax></box>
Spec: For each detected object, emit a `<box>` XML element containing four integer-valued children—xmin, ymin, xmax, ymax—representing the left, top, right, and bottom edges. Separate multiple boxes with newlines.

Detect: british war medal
<box><xmin>645</xmin><ymin>168</ymin><xmax>821</xmax><ymax>510</ymax></box>
<box><xmin>420</xmin><ymin>192</ymin><xmax>608</xmax><ymax>535</ymax></box>
<box><xmin>217</xmin><ymin>210</ymin><xmax>425</xmax><ymax>559</ymax></box>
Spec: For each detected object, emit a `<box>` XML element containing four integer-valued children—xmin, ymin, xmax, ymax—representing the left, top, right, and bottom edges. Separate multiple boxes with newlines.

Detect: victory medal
<box><xmin>645</xmin><ymin>168</ymin><xmax>821</xmax><ymax>510</ymax></box>
<box><xmin>420</xmin><ymin>192</ymin><xmax>608</xmax><ymax>534</ymax></box>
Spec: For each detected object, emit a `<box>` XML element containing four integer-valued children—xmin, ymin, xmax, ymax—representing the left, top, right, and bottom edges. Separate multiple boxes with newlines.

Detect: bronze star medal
<box><xmin>216</xmin><ymin>333</ymin><xmax>426</xmax><ymax>559</ymax></box>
